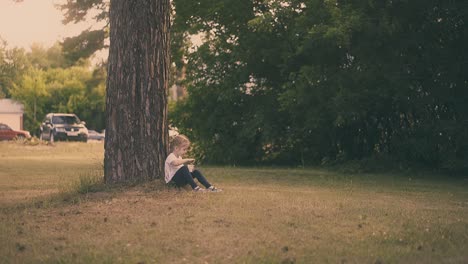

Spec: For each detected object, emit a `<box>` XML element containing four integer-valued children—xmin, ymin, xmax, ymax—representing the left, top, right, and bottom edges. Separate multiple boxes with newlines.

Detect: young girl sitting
<box><xmin>165</xmin><ymin>134</ymin><xmax>222</xmax><ymax>192</ymax></box>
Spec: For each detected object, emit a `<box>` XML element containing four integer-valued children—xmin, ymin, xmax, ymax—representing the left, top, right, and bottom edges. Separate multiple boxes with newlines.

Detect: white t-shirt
<box><xmin>165</xmin><ymin>153</ymin><xmax>183</xmax><ymax>183</ymax></box>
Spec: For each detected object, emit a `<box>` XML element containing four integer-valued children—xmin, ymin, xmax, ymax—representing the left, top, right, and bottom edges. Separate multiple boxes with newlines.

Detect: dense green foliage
<box><xmin>0</xmin><ymin>39</ymin><xmax>29</xmax><ymax>99</ymax></box>
<box><xmin>169</xmin><ymin>0</ymin><xmax>468</xmax><ymax>171</ymax></box>
<box><xmin>0</xmin><ymin>41</ymin><xmax>106</xmax><ymax>134</ymax></box>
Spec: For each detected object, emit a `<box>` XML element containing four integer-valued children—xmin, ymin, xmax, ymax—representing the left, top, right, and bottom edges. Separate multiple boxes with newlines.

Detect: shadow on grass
<box><xmin>0</xmin><ymin>172</ymin><xmax>169</xmax><ymax>213</ymax></box>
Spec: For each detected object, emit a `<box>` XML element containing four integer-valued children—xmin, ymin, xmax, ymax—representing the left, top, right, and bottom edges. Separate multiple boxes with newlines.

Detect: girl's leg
<box><xmin>191</xmin><ymin>169</ymin><xmax>212</xmax><ymax>189</ymax></box>
<box><xmin>171</xmin><ymin>166</ymin><xmax>198</xmax><ymax>189</ymax></box>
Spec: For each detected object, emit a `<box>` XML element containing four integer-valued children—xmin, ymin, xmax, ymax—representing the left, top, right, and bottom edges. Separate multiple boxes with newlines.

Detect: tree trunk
<box><xmin>104</xmin><ymin>0</ymin><xmax>170</xmax><ymax>183</ymax></box>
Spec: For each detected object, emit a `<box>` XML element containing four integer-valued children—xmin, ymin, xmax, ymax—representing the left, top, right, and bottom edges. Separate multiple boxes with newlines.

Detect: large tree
<box><xmin>104</xmin><ymin>0</ymin><xmax>170</xmax><ymax>183</ymax></box>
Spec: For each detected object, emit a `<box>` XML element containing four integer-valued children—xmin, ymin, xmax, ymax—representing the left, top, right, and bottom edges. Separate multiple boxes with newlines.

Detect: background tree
<box><xmin>0</xmin><ymin>37</ymin><xmax>30</xmax><ymax>98</ymax></box>
<box><xmin>27</xmin><ymin>43</ymin><xmax>71</xmax><ymax>69</ymax></box>
<box><xmin>1</xmin><ymin>41</ymin><xmax>107</xmax><ymax>134</ymax></box>
<box><xmin>3</xmin><ymin>1</ymin><xmax>107</xmax><ymax>134</ymax></box>
<box><xmin>170</xmin><ymin>0</ymin><xmax>468</xmax><ymax>172</ymax></box>
<box><xmin>59</xmin><ymin>0</ymin><xmax>109</xmax><ymax>64</ymax></box>
<box><xmin>43</xmin><ymin>65</ymin><xmax>106</xmax><ymax>131</ymax></box>
<box><xmin>104</xmin><ymin>0</ymin><xmax>170</xmax><ymax>183</ymax></box>
<box><xmin>9</xmin><ymin>68</ymin><xmax>48</xmax><ymax>131</ymax></box>
<box><xmin>0</xmin><ymin>38</ymin><xmax>8</xmax><ymax>98</ymax></box>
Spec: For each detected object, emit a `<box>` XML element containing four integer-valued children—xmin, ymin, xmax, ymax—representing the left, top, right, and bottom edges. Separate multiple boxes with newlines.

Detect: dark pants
<box><xmin>170</xmin><ymin>165</ymin><xmax>212</xmax><ymax>189</ymax></box>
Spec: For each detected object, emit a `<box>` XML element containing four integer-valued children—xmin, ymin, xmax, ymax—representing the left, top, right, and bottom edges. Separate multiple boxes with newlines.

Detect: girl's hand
<box><xmin>188</xmin><ymin>164</ymin><xmax>195</xmax><ymax>172</ymax></box>
<box><xmin>186</xmin><ymin>158</ymin><xmax>195</xmax><ymax>164</ymax></box>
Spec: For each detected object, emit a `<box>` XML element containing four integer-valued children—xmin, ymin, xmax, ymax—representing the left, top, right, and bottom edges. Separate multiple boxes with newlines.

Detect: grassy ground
<box><xmin>0</xmin><ymin>141</ymin><xmax>467</xmax><ymax>264</ymax></box>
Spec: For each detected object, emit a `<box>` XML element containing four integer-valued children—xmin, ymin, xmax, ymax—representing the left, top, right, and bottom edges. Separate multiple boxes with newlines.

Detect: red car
<box><xmin>0</xmin><ymin>123</ymin><xmax>31</xmax><ymax>140</ymax></box>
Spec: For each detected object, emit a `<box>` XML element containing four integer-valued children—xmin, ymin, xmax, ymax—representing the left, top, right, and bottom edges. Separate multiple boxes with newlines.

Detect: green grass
<box><xmin>0</xmin><ymin>141</ymin><xmax>467</xmax><ymax>263</ymax></box>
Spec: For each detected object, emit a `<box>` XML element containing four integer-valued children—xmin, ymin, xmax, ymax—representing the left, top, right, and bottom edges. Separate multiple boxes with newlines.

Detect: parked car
<box><xmin>87</xmin><ymin>130</ymin><xmax>105</xmax><ymax>141</ymax></box>
<box><xmin>39</xmin><ymin>113</ymin><xmax>88</xmax><ymax>142</ymax></box>
<box><xmin>0</xmin><ymin>123</ymin><xmax>31</xmax><ymax>140</ymax></box>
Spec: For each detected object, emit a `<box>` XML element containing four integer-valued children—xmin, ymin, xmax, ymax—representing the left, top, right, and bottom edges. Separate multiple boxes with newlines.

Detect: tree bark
<box><xmin>104</xmin><ymin>0</ymin><xmax>170</xmax><ymax>183</ymax></box>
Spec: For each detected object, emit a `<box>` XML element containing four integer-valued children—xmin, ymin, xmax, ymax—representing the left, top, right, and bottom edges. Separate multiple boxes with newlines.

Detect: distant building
<box><xmin>169</xmin><ymin>84</ymin><xmax>187</xmax><ymax>101</ymax></box>
<box><xmin>0</xmin><ymin>99</ymin><xmax>25</xmax><ymax>130</ymax></box>
<box><xmin>169</xmin><ymin>66</ymin><xmax>187</xmax><ymax>101</ymax></box>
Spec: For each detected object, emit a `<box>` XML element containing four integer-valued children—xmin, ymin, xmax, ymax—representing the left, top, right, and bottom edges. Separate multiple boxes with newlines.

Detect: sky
<box><xmin>0</xmin><ymin>0</ymin><xmax>98</xmax><ymax>50</ymax></box>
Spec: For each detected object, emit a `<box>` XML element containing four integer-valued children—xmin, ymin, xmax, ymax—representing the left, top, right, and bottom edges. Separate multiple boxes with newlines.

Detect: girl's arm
<box><xmin>170</xmin><ymin>158</ymin><xmax>195</xmax><ymax>166</ymax></box>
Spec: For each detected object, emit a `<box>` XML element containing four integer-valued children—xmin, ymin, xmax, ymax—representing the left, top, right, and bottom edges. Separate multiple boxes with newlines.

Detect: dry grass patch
<box><xmin>1</xmin><ymin>141</ymin><xmax>467</xmax><ymax>263</ymax></box>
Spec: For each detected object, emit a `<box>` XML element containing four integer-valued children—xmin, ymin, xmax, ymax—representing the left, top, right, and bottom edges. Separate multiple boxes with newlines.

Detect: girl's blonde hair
<box><xmin>170</xmin><ymin>134</ymin><xmax>190</xmax><ymax>152</ymax></box>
